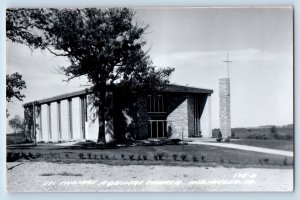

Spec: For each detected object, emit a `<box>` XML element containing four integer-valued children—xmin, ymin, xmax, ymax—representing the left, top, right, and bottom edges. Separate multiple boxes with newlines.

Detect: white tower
<box><xmin>219</xmin><ymin>53</ymin><xmax>232</xmax><ymax>139</ymax></box>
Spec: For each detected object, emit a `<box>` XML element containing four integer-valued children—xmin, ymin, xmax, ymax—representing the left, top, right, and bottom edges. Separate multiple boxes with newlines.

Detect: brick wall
<box><xmin>166</xmin><ymin>94</ymin><xmax>189</xmax><ymax>139</ymax></box>
<box><xmin>219</xmin><ymin>78</ymin><xmax>231</xmax><ymax>138</ymax></box>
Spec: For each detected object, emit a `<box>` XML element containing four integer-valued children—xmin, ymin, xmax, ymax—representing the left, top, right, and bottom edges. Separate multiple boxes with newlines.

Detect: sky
<box><xmin>6</xmin><ymin>7</ymin><xmax>293</xmax><ymax>130</ymax></box>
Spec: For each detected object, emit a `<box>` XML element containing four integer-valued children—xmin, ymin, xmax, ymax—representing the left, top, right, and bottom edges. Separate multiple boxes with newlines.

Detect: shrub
<box><xmin>7</xmin><ymin>152</ymin><xmax>21</xmax><ymax>162</ymax></box>
<box><xmin>65</xmin><ymin>153</ymin><xmax>69</xmax><ymax>159</ymax></box>
<box><xmin>121</xmin><ymin>154</ymin><xmax>125</xmax><ymax>160</ymax></box>
<box><xmin>283</xmin><ymin>158</ymin><xmax>288</xmax><ymax>166</ymax></box>
<box><xmin>218</xmin><ymin>131</ymin><xmax>223</xmax><ymax>139</ymax></box>
<box><xmin>94</xmin><ymin>154</ymin><xmax>97</xmax><ymax>159</ymax></box>
<box><xmin>28</xmin><ymin>152</ymin><xmax>34</xmax><ymax>159</ymax></box>
<box><xmin>137</xmin><ymin>155</ymin><xmax>142</xmax><ymax>161</ymax></box>
<box><xmin>180</xmin><ymin>154</ymin><xmax>187</xmax><ymax>161</ymax></box>
<box><xmin>105</xmin><ymin>155</ymin><xmax>109</xmax><ymax>160</ymax></box>
<box><xmin>220</xmin><ymin>158</ymin><xmax>225</xmax><ymax>163</ymax></box>
<box><xmin>79</xmin><ymin>153</ymin><xmax>84</xmax><ymax>159</ymax></box>
<box><xmin>172</xmin><ymin>154</ymin><xmax>178</xmax><ymax>161</ymax></box>
<box><xmin>231</xmin><ymin>131</ymin><xmax>235</xmax><ymax>139</ymax></box>
<box><xmin>167</xmin><ymin>139</ymin><xmax>181</xmax><ymax>145</ymax></box>
<box><xmin>157</xmin><ymin>153</ymin><xmax>163</xmax><ymax>160</ymax></box>
<box><xmin>224</xmin><ymin>138</ymin><xmax>230</xmax><ymax>143</ymax></box>
<box><xmin>143</xmin><ymin>155</ymin><xmax>147</xmax><ymax>160</ymax></box>
<box><xmin>87</xmin><ymin>153</ymin><xmax>92</xmax><ymax>159</ymax></box>
<box><xmin>129</xmin><ymin>154</ymin><xmax>134</xmax><ymax>160</ymax></box>
<box><xmin>263</xmin><ymin>158</ymin><xmax>269</xmax><ymax>164</ymax></box>
<box><xmin>192</xmin><ymin>156</ymin><xmax>198</xmax><ymax>162</ymax></box>
<box><xmin>100</xmin><ymin>154</ymin><xmax>104</xmax><ymax>159</ymax></box>
<box><xmin>153</xmin><ymin>154</ymin><xmax>158</xmax><ymax>161</ymax></box>
<box><xmin>270</xmin><ymin>126</ymin><xmax>277</xmax><ymax>133</ymax></box>
<box><xmin>35</xmin><ymin>152</ymin><xmax>42</xmax><ymax>158</ymax></box>
<box><xmin>167</xmin><ymin>125</ymin><xmax>173</xmax><ymax>138</ymax></box>
<box><xmin>201</xmin><ymin>155</ymin><xmax>205</xmax><ymax>162</ymax></box>
<box><xmin>21</xmin><ymin>152</ymin><xmax>29</xmax><ymax>160</ymax></box>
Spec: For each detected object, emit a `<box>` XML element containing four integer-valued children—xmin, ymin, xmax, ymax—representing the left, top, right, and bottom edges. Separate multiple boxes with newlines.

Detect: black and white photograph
<box><xmin>6</xmin><ymin>7</ymin><xmax>294</xmax><ymax>192</ymax></box>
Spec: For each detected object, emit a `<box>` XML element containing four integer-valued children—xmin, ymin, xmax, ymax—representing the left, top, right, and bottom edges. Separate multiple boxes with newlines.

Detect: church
<box><xmin>23</xmin><ymin>84</ymin><xmax>213</xmax><ymax>143</ymax></box>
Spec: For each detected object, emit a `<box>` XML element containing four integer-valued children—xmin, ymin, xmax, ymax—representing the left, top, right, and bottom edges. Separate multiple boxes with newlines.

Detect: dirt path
<box><xmin>189</xmin><ymin>141</ymin><xmax>293</xmax><ymax>157</ymax></box>
<box><xmin>7</xmin><ymin>162</ymin><xmax>293</xmax><ymax>192</ymax></box>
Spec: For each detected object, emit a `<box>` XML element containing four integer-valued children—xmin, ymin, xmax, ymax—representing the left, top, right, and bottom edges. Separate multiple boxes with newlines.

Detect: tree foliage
<box><xmin>7</xmin><ymin>8</ymin><xmax>174</xmax><ymax>143</ymax></box>
<box><xmin>8</xmin><ymin>115</ymin><xmax>25</xmax><ymax>134</ymax></box>
<box><xmin>6</xmin><ymin>72</ymin><xmax>27</xmax><ymax>102</ymax></box>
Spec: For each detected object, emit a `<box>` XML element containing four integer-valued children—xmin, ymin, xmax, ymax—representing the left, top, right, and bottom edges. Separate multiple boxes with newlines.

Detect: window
<box><xmin>148</xmin><ymin>120</ymin><xmax>167</xmax><ymax>138</ymax></box>
<box><xmin>147</xmin><ymin>95</ymin><xmax>165</xmax><ymax>113</ymax></box>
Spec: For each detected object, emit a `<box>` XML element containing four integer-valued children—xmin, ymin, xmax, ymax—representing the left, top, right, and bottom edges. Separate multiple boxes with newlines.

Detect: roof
<box><xmin>23</xmin><ymin>84</ymin><xmax>213</xmax><ymax>107</ymax></box>
<box><xmin>166</xmin><ymin>84</ymin><xmax>213</xmax><ymax>94</ymax></box>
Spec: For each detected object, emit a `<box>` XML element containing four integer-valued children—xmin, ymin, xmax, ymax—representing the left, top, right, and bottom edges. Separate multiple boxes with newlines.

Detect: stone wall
<box><xmin>219</xmin><ymin>78</ymin><xmax>231</xmax><ymax>138</ymax></box>
<box><xmin>166</xmin><ymin>94</ymin><xmax>189</xmax><ymax>139</ymax></box>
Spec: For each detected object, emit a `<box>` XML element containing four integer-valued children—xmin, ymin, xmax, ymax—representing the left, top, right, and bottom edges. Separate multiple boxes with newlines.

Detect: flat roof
<box><xmin>23</xmin><ymin>84</ymin><xmax>213</xmax><ymax>107</ymax></box>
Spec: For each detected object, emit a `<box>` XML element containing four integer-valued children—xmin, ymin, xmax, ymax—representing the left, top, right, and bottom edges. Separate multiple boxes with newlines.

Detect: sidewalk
<box><xmin>189</xmin><ymin>141</ymin><xmax>293</xmax><ymax>157</ymax></box>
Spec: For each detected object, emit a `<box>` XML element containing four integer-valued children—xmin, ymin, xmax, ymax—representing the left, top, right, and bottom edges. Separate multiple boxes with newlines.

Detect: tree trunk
<box><xmin>97</xmin><ymin>88</ymin><xmax>106</xmax><ymax>144</ymax></box>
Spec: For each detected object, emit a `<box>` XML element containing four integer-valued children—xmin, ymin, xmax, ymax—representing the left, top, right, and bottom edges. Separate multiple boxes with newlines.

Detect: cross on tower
<box><xmin>223</xmin><ymin>52</ymin><xmax>232</xmax><ymax>79</ymax></box>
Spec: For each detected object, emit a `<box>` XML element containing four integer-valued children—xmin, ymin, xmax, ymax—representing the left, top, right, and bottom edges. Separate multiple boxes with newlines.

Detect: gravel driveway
<box><xmin>7</xmin><ymin>162</ymin><xmax>293</xmax><ymax>192</ymax></box>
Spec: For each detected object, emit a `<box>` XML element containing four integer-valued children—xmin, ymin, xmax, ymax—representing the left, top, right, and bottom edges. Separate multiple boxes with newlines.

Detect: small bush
<box><xmin>79</xmin><ymin>153</ymin><xmax>84</xmax><ymax>159</ymax></box>
<box><xmin>7</xmin><ymin>152</ymin><xmax>21</xmax><ymax>162</ymax></box>
<box><xmin>94</xmin><ymin>154</ymin><xmax>97</xmax><ymax>159</ymax></box>
<box><xmin>21</xmin><ymin>152</ymin><xmax>29</xmax><ymax>160</ymax></box>
<box><xmin>28</xmin><ymin>152</ymin><xmax>34</xmax><ymax>158</ymax></box>
<box><xmin>137</xmin><ymin>155</ymin><xmax>142</xmax><ymax>161</ymax></box>
<box><xmin>220</xmin><ymin>158</ymin><xmax>225</xmax><ymax>163</ymax></box>
<box><xmin>143</xmin><ymin>155</ymin><xmax>147</xmax><ymax>160</ymax></box>
<box><xmin>35</xmin><ymin>152</ymin><xmax>42</xmax><ymax>158</ymax></box>
<box><xmin>129</xmin><ymin>154</ymin><xmax>134</xmax><ymax>160</ymax></box>
<box><xmin>105</xmin><ymin>155</ymin><xmax>109</xmax><ymax>160</ymax></box>
<box><xmin>180</xmin><ymin>154</ymin><xmax>187</xmax><ymax>161</ymax></box>
<box><xmin>157</xmin><ymin>153</ymin><xmax>163</xmax><ymax>160</ymax></box>
<box><xmin>172</xmin><ymin>154</ymin><xmax>178</xmax><ymax>161</ymax></box>
<box><xmin>121</xmin><ymin>154</ymin><xmax>125</xmax><ymax>160</ymax></box>
<box><xmin>153</xmin><ymin>154</ymin><xmax>158</xmax><ymax>161</ymax></box>
<box><xmin>224</xmin><ymin>138</ymin><xmax>230</xmax><ymax>143</ymax></box>
<box><xmin>65</xmin><ymin>153</ymin><xmax>69</xmax><ymax>159</ymax></box>
<box><xmin>283</xmin><ymin>158</ymin><xmax>288</xmax><ymax>166</ymax></box>
<box><xmin>192</xmin><ymin>156</ymin><xmax>198</xmax><ymax>162</ymax></box>
<box><xmin>231</xmin><ymin>131</ymin><xmax>236</xmax><ymax>139</ymax></box>
<box><xmin>270</xmin><ymin>126</ymin><xmax>277</xmax><ymax>133</ymax></box>
<box><xmin>87</xmin><ymin>153</ymin><xmax>92</xmax><ymax>159</ymax></box>
<box><xmin>201</xmin><ymin>155</ymin><xmax>205</xmax><ymax>162</ymax></box>
<box><xmin>263</xmin><ymin>158</ymin><xmax>269</xmax><ymax>164</ymax></box>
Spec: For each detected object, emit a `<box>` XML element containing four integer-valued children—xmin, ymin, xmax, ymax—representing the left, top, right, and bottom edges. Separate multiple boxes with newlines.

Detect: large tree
<box><xmin>6</xmin><ymin>8</ymin><xmax>174</xmax><ymax>143</ymax></box>
<box><xmin>6</xmin><ymin>72</ymin><xmax>27</xmax><ymax>117</ymax></box>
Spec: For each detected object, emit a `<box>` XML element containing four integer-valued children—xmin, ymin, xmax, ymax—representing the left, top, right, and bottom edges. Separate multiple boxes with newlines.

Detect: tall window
<box><xmin>147</xmin><ymin>95</ymin><xmax>165</xmax><ymax>113</ymax></box>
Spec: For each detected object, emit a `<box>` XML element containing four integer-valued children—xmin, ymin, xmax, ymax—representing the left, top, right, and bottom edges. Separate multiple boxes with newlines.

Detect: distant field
<box><xmin>212</xmin><ymin>124</ymin><xmax>294</xmax><ymax>140</ymax></box>
<box><xmin>229</xmin><ymin>139</ymin><xmax>293</xmax><ymax>151</ymax></box>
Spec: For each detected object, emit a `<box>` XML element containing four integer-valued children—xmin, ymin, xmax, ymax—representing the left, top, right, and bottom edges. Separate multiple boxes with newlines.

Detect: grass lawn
<box><xmin>229</xmin><ymin>139</ymin><xmax>293</xmax><ymax>151</ymax></box>
<box><xmin>7</xmin><ymin>143</ymin><xmax>293</xmax><ymax>169</ymax></box>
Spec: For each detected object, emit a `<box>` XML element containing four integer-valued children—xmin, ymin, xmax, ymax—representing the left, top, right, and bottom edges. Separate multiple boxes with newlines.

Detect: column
<box><xmin>32</xmin><ymin>103</ymin><xmax>36</xmax><ymax>145</ymax></box>
<box><xmin>79</xmin><ymin>96</ymin><xmax>86</xmax><ymax>140</ymax></box>
<box><xmin>47</xmin><ymin>103</ymin><xmax>52</xmax><ymax>140</ymax></box>
<box><xmin>68</xmin><ymin>98</ymin><xmax>73</xmax><ymax>140</ymax></box>
<box><xmin>38</xmin><ymin>105</ymin><xmax>42</xmax><ymax>140</ymax></box>
<box><xmin>57</xmin><ymin>101</ymin><xmax>62</xmax><ymax>141</ymax></box>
